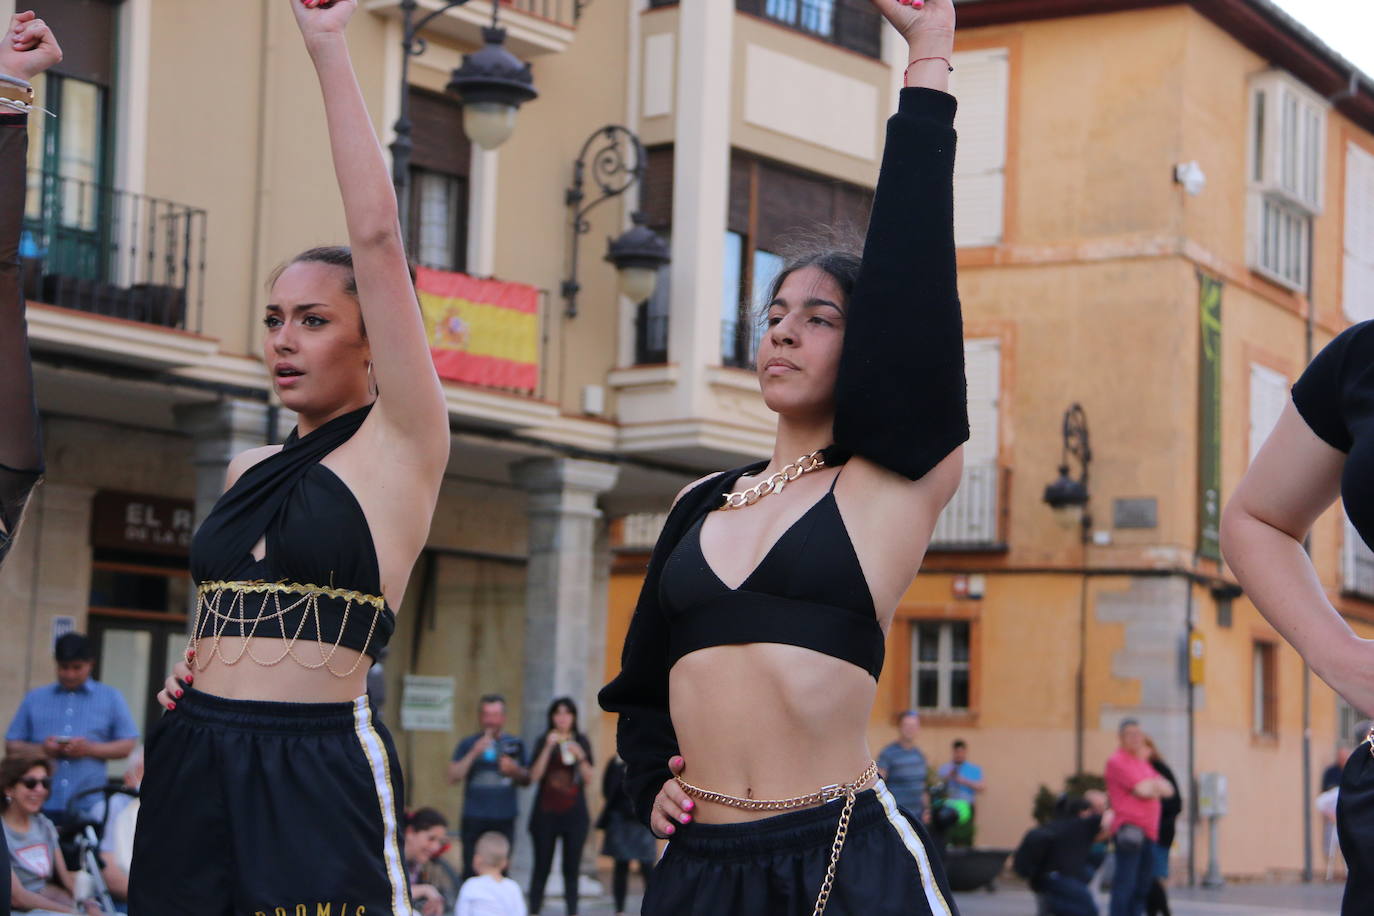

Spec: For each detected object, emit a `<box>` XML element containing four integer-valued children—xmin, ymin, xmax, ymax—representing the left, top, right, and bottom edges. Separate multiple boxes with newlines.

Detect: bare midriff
<box><xmin>188</xmin><ymin>637</ymin><xmax>372</xmax><ymax>703</ymax></box>
<box><xmin>669</xmin><ymin>642</ymin><xmax>878</xmax><ymax>824</ymax></box>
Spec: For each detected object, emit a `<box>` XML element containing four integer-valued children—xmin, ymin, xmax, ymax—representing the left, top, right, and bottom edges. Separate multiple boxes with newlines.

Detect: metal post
<box><xmin>1202</xmin><ymin>815</ymin><xmax>1225</xmax><ymax>887</ymax></box>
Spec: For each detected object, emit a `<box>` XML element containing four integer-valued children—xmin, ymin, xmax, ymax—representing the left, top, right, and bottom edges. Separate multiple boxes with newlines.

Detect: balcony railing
<box><xmin>647</xmin><ymin>0</ymin><xmax>883</xmax><ymax>59</ymax></box>
<box><xmin>502</xmin><ymin>0</ymin><xmax>580</xmax><ymax>28</ymax></box>
<box><xmin>930</xmin><ymin>463</ymin><xmax>1008</xmax><ymax>550</ymax></box>
<box><xmin>23</xmin><ymin>170</ymin><xmax>207</xmax><ymax>333</ymax></box>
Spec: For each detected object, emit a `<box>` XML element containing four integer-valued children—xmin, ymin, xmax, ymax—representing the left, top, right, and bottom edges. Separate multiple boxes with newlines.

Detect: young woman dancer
<box><xmin>0</xmin><ymin>11</ymin><xmax>60</xmax><ymax>570</ymax></box>
<box><xmin>526</xmin><ymin>698</ymin><xmax>595</xmax><ymax>916</ymax></box>
<box><xmin>598</xmin><ymin>1</ymin><xmax>967</xmax><ymax>913</ymax></box>
<box><xmin>130</xmin><ymin>2</ymin><xmax>449</xmax><ymax>913</ymax></box>
<box><xmin>1222</xmin><ymin>323</ymin><xmax>1374</xmax><ymax>916</ymax></box>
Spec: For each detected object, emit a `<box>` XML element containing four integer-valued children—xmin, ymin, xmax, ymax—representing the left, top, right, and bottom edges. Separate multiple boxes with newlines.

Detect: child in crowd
<box><xmin>455</xmin><ymin>832</ymin><xmax>527</xmax><ymax>916</ymax></box>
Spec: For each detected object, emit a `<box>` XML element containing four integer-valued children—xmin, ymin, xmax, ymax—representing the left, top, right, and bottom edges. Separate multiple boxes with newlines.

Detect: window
<box><xmin>1248</xmin><ymin>363</ymin><xmax>1288</xmax><ymax>463</ymax></box>
<box><xmin>1248</xmin><ymin>73</ymin><xmax>1326</xmax><ymax>291</ymax></box>
<box><xmin>1338</xmin><ymin>697</ymin><xmax>1368</xmax><ymax>750</ymax></box>
<box><xmin>1345</xmin><ymin>143</ymin><xmax>1374</xmax><ymax>323</ymax></box>
<box><xmin>405</xmin><ymin>88</ymin><xmax>470</xmax><ymax>273</ymax></box>
<box><xmin>721</xmin><ymin>150</ymin><xmax>873</xmax><ymax>368</ymax></box>
<box><xmin>1343</xmin><ymin>512</ymin><xmax>1374</xmax><ymax>599</ymax></box>
<box><xmin>949</xmin><ymin>49</ymin><xmax>1009</xmax><ymax>248</ymax></box>
<box><xmin>931</xmin><ymin>339</ymin><xmax>1002</xmax><ymax>548</ymax></box>
<box><xmin>910</xmin><ymin>621</ymin><xmax>970</xmax><ymax>713</ymax></box>
<box><xmin>738</xmin><ymin>0</ymin><xmax>883</xmax><ymax>60</ymax></box>
<box><xmin>1252</xmin><ymin>641</ymin><xmax>1278</xmax><ymax>737</ymax></box>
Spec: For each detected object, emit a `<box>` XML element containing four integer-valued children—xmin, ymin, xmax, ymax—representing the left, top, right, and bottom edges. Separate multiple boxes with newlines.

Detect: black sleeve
<box><xmin>0</xmin><ymin>112</ymin><xmax>44</xmax><ymax>566</ymax></box>
<box><xmin>1292</xmin><ymin>322</ymin><xmax>1374</xmax><ymax>453</ymax></box>
<box><xmin>830</xmin><ymin>88</ymin><xmax>968</xmax><ymax>481</ymax></box>
<box><xmin>598</xmin><ymin>475</ymin><xmax>723</xmax><ymax>827</ymax></box>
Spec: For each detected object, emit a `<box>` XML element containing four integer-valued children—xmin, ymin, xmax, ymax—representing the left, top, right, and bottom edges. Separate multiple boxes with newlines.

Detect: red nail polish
<box><xmin>175</xmin><ymin>689</ymin><xmax>184</xmax><ymax>698</ymax></box>
<box><xmin>167</xmin><ymin>701</ymin><xmax>176</xmax><ymax>710</ymax></box>
<box><xmin>186</xmin><ymin>674</ymin><xmax>193</xmax><ymax>683</ymax></box>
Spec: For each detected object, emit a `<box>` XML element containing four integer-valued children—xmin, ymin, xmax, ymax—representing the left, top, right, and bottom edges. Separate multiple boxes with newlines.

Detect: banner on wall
<box><xmin>416</xmin><ymin>266</ymin><xmax>540</xmax><ymax>394</ymax></box>
<box><xmin>1197</xmin><ymin>271</ymin><xmax>1224</xmax><ymax>560</ymax></box>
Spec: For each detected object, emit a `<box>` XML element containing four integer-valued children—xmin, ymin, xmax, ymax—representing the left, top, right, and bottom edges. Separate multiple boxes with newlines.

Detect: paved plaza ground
<box><xmin>557</xmin><ymin>875</ymin><xmax>1347</xmax><ymax>915</ymax></box>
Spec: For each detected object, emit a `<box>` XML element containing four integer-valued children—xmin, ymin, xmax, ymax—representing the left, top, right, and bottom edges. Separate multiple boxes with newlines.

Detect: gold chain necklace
<box><xmin>720</xmin><ymin>449</ymin><xmax>827</xmax><ymax>510</ymax></box>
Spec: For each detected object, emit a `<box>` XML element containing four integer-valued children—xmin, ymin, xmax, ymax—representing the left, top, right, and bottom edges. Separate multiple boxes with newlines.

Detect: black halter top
<box><xmin>188</xmin><ymin>405</ymin><xmax>395</xmax><ymax>665</ymax></box>
<box><xmin>659</xmin><ymin>468</ymin><xmax>885</xmax><ymax>680</ymax></box>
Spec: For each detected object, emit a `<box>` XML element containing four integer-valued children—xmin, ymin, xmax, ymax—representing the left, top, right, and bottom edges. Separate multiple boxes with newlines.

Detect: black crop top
<box><xmin>599</xmin><ymin>88</ymin><xmax>969</xmax><ymax>826</ymax></box>
<box><xmin>188</xmin><ymin>404</ymin><xmax>394</xmax><ymax>666</ymax></box>
<box><xmin>660</xmin><ymin>471</ymin><xmax>884</xmax><ymax>680</ymax></box>
<box><xmin>0</xmin><ymin>113</ymin><xmax>43</xmax><ymax>568</ymax></box>
<box><xmin>1292</xmin><ymin>320</ymin><xmax>1374</xmax><ymax>549</ymax></box>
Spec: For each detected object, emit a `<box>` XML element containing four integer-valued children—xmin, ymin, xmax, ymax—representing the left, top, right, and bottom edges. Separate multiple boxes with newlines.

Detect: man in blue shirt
<box><xmin>447</xmin><ymin>694</ymin><xmax>530</xmax><ymax>880</ymax></box>
<box><xmin>876</xmin><ymin>710</ymin><xmax>929</xmax><ymax>821</ymax></box>
<box><xmin>938</xmin><ymin>739</ymin><xmax>986</xmax><ymax>847</ymax></box>
<box><xmin>5</xmin><ymin>633</ymin><xmax>138</xmax><ymax>826</ymax></box>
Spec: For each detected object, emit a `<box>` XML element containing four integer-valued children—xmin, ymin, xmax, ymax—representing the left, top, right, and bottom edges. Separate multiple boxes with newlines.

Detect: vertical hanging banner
<box><xmin>416</xmin><ymin>266</ymin><xmax>540</xmax><ymax>394</ymax></box>
<box><xmin>1197</xmin><ymin>271</ymin><xmax>1224</xmax><ymax>560</ymax></box>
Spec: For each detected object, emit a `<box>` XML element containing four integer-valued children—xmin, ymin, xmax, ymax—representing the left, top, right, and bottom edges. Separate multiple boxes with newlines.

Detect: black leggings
<box><xmin>529</xmin><ymin>810</ymin><xmax>589</xmax><ymax>914</ymax></box>
<box><xmin>612</xmin><ymin>859</ymin><xmax>655</xmax><ymax>913</ymax></box>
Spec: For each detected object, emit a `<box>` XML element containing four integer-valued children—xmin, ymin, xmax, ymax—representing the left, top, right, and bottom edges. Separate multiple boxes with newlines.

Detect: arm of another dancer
<box><xmin>1221</xmin><ymin>397</ymin><xmax>1374</xmax><ymax>711</ymax></box>
<box><xmin>0</xmin><ymin>12</ymin><xmax>62</xmax><ymax>558</ymax></box>
<box><xmin>830</xmin><ymin>0</ymin><xmax>966</xmax><ymax>494</ymax></box>
<box><xmin>293</xmin><ymin>1</ymin><xmax>449</xmax><ymax>466</ymax></box>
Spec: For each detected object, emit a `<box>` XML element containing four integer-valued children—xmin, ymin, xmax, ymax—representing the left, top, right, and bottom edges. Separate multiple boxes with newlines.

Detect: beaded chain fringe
<box><xmin>187</xmin><ymin>580</ymin><xmax>384</xmax><ymax>679</ymax></box>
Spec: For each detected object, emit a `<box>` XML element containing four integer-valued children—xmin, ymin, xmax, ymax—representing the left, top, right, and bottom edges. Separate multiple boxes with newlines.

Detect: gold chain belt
<box><xmin>675</xmin><ymin>761</ymin><xmax>878</xmax><ymax>916</ymax></box>
<box><xmin>187</xmin><ymin>580</ymin><xmax>386</xmax><ymax>679</ymax></box>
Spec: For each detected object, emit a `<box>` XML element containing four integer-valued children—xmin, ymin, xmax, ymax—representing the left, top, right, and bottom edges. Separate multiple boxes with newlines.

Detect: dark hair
<box><xmin>760</xmin><ymin>227</ymin><xmax>864</xmax><ymax>325</ymax></box>
<box><xmin>406</xmin><ymin>807</ymin><xmax>448</xmax><ymax>833</ymax></box>
<box><xmin>545</xmin><ymin>696</ymin><xmax>581</xmax><ymax>737</ymax></box>
<box><xmin>1062</xmin><ymin>796</ymin><xmax>1094</xmax><ymax>818</ymax></box>
<box><xmin>0</xmin><ymin>755</ymin><xmax>52</xmax><ymax>812</ymax></box>
<box><xmin>54</xmin><ymin>632</ymin><xmax>93</xmax><ymax>662</ymax></box>
<box><xmin>953</xmin><ymin>740</ymin><xmax>967</xmax><ymax>750</ymax></box>
<box><xmin>479</xmin><ymin>694</ymin><xmax>507</xmax><ymax>709</ymax></box>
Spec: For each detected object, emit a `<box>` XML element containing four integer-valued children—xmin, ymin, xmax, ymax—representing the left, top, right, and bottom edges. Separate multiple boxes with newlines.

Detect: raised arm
<box><xmin>291</xmin><ymin>1</ymin><xmax>447</xmax><ymax>461</ymax></box>
<box><xmin>831</xmin><ymin>0</ymin><xmax>967</xmax><ymax>483</ymax></box>
<box><xmin>0</xmin><ymin>12</ymin><xmax>61</xmax><ymax>561</ymax></box>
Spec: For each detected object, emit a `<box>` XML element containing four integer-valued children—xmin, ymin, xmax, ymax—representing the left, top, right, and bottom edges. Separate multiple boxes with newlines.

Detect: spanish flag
<box><xmin>416</xmin><ymin>267</ymin><xmax>540</xmax><ymax>394</ymax></box>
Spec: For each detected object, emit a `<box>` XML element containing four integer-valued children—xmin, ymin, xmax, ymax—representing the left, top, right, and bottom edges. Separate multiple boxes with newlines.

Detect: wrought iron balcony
<box><xmin>23</xmin><ymin>170</ymin><xmax>207</xmax><ymax>333</ymax></box>
<box><xmin>504</xmin><ymin>0</ymin><xmax>580</xmax><ymax>28</ymax></box>
<box><xmin>649</xmin><ymin>0</ymin><xmax>883</xmax><ymax>60</ymax></box>
<box><xmin>930</xmin><ymin>463</ymin><xmax>1009</xmax><ymax>551</ymax></box>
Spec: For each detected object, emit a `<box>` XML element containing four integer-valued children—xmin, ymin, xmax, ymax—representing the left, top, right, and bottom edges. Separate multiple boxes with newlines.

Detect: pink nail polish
<box><xmin>680</xmin><ymin>813</ymin><xmax>691</xmax><ymax>824</ymax></box>
<box><xmin>683</xmin><ymin>799</ymin><xmax>694</xmax><ymax>811</ymax></box>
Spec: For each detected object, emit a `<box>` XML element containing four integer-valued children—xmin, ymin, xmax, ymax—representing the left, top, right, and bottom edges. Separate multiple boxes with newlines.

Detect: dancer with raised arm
<box><xmin>1222</xmin><ymin>323</ymin><xmax>1374</xmax><ymax>916</ymax></box>
<box><xmin>598</xmin><ymin>1</ymin><xmax>966</xmax><ymax>912</ymax></box>
<box><xmin>0</xmin><ymin>11</ymin><xmax>60</xmax><ymax>571</ymax></box>
<box><xmin>129</xmin><ymin>2</ymin><xmax>449</xmax><ymax>913</ymax></box>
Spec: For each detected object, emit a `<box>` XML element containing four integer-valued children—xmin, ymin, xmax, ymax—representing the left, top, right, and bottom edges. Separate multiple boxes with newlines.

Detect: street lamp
<box><xmin>561</xmin><ymin>125</ymin><xmax>671</xmax><ymax>319</ymax></box>
<box><xmin>1043</xmin><ymin>403</ymin><xmax>1092</xmax><ymax>539</ymax></box>
<box><xmin>390</xmin><ymin>1</ymin><xmax>538</xmax><ymax>213</ymax></box>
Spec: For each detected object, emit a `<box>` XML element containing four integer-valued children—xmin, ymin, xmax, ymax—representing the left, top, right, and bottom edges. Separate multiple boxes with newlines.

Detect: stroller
<box><xmin>57</xmin><ymin>782</ymin><xmax>139</xmax><ymax>914</ymax></box>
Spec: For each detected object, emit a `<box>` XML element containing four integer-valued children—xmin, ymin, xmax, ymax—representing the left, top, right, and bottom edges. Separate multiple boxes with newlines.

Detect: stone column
<box><xmin>173</xmin><ymin>399</ymin><xmax>288</xmax><ymax>530</ymax></box>
<box><xmin>510</xmin><ymin>457</ymin><xmax>620</xmax><ymax>750</ymax></box>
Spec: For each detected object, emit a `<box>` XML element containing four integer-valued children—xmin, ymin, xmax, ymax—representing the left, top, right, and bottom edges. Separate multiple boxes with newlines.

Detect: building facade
<box><xmin>1</xmin><ymin>0</ymin><xmax>1373</xmax><ymax>886</ymax></box>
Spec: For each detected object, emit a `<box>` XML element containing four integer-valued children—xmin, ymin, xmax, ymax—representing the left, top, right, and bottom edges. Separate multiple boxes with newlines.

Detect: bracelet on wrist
<box><xmin>904</xmin><ymin>57</ymin><xmax>954</xmax><ymax>87</ymax></box>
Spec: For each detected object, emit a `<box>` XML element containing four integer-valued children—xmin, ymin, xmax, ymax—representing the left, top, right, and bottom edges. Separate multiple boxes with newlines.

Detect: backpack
<box><xmin>1012</xmin><ymin>824</ymin><xmax>1055</xmax><ymax>884</ymax></box>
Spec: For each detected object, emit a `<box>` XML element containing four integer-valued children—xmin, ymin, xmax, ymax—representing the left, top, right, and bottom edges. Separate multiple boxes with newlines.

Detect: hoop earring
<box><xmin>367</xmin><ymin>361</ymin><xmax>378</xmax><ymax>397</ymax></box>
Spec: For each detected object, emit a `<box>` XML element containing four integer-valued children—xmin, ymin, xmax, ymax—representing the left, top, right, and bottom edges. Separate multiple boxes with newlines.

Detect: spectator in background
<box><xmin>457</xmin><ymin>831</ymin><xmax>526</xmax><ymax>916</ymax></box>
<box><xmin>99</xmin><ymin>745</ymin><xmax>144</xmax><ymax>910</ymax></box>
<box><xmin>449</xmin><ymin>694</ymin><xmax>530</xmax><ymax>881</ymax></box>
<box><xmin>2</xmin><ymin>754</ymin><xmax>89</xmax><ymax>914</ymax></box>
<box><xmin>1105</xmin><ymin>720</ymin><xmax>1174</xmax><ymax>916</ymax></box>
<box><xmin>938</xmin><ymin>739</ymin><xmax>985</xmax><ymax>847</ymax></box>
<box><xmin>597</xmin><ymin>755</ymin><xmax>655</xmax><ymax>916</ymax></box>
<box><xmin>1142</xmin><ymin>736</ymin><xmax>1181</xmax><ymax>916</ymax></box>
<box><xmin>5</xmin><ymin>633</ymin><xmax>138</xmax><ymax>826</ymax></box>
<box><xmin>403</xmin><ymin>808</ymin><xmax>451</xmax><ymax>916</ymax></box>
<box><xmin>527</xmin><ymin>697</ymin><xmax>594</xmax><ymax>916</ymax></box>
<box><xmin>876</xmin><ymin>710</ymin><xmax>929</xmax><ymax>821</ymax></box>
<box><xmin>1040</xmin><ymin>791</ymin><xmax>1114</xmax><ymax>916</ymax></box>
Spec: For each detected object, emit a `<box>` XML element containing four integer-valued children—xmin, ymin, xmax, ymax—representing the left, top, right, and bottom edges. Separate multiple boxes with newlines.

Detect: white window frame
<box><xmin>949</xmin><ymin>48</ymin><xmax>1009</xmax><ymax>248</ymax></box>
<box><xmin>1343</xmin><ymin>511</ymin><xmax>1374</xmax><ymax>600</ymax></box>
<box><xmin>933</xmin><ymin>338</ymin><xmax>1001</xmax><ymax>547</ymax></box>
<box><xmin>1252</xmin><ymin>641</ymin><xmax>1277</xmax><ymax>737</ymax></box>
<box><xmin>910</xmin><ymin>620</ymin><xmax>971</xmax><ymax>714</ymax></box>
<box><xmin>1248</xmin><ymin>363</ymin><xmax>1288</xmax><ymax>463</ymax></box>
<box><xmin>1247</xmin><ymin>71</ymin><xmax>1327</xmax><ymax>292</ymax></box>
<box><xmin>1345</xmin><ymin>142</ymin><xmax>1374</xmax><ymax>323</ymax></box>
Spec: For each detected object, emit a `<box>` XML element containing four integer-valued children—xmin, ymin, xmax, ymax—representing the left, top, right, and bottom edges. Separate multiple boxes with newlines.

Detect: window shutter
<box><xmin>963</xmin><ymin>338</ymin><xmax>1000</xmax><ymax>464</ymax></box>
<box><xmin>1345</xmin><ymin>143</ymin><xmax>1374</xmax><ymax>324</ymax></box>
<box><xmin>1248</xmin><ymin>363</ymin><xmax>1288</xmax><ymax>463</ymax></box>
<box><xmin>948</xmin><ymin>49</ymin><xmax>1009</xmax><ymax>248</ymax></box>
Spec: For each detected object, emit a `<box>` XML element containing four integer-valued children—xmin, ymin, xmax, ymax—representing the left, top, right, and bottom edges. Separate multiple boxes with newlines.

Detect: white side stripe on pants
<box><xmin>873</xmin><ymin>778</ymin><xmax>954</xmax><ymax>916</ymax></box>
<box><xmin>353</xmin><ymin>696</ymin><xmax>412</xmax><ymax>916</ymax></box>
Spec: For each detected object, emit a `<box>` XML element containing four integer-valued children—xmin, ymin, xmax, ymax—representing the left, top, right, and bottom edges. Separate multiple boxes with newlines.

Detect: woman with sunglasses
<box><xmin>2</xmin><ymin>755</ymin><xmax>92</xmax><ymax>914</ymax></box>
